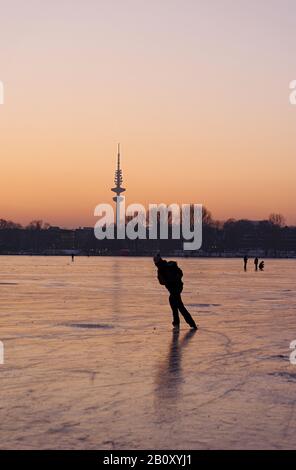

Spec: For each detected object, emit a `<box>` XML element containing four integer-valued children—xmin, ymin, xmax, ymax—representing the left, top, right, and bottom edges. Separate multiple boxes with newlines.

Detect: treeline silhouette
<box><xmin>0</xmin><ymin>210</ymin><xmax>295</xmax><ymax>257</ymax></box>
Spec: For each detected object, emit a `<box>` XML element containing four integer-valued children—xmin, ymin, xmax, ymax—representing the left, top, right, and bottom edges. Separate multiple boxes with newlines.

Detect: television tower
<box><xmin>111</xmin><ymin>143</ymin><xmax>126</xmax><ymax>225</ymax></box>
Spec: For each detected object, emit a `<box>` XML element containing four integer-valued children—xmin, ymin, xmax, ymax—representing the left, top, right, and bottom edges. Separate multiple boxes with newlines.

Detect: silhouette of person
<box><xmin>254</xmin><ymin>257</ymin><xmax>259</xmax><ymax>271</ymax></box>
<box><xmin>153</xmin><ymin>254</ymin><xmax>197</xmax><ymax>330</ymax></box>
<box><xmin>71</xmin><ymin>254</ymin><xmax>75</xmax><ymax>262</ymax></box>
<box><xmin>243</xmin><ymin>255</ymin><xmax>248</xmax><ymax>271</ymax></box>
<box><xmin>259</xmin><ymin>261</ymin><xmax>264</xmax><ymax>271</ymax></box>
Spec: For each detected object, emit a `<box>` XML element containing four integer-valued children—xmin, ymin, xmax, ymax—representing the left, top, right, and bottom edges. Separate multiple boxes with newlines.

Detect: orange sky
<box><xmin>1</xmin><ymin>0</ymin><xmax>296</xmax><ymax>227</ymax></box>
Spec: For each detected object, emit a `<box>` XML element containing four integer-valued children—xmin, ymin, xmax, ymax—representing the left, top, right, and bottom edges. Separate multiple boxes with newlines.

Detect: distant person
<box><xmin>243</xmin><ymin>255</ymin><xmax>248</xmax><ymax>271</ymax></box>
<box><xmin>259</xmin><ymin>261</ymin><xmax>264</xmax><ymax>271</ymax></box>
<box><xmin>71</xmin><ymin>254</ymin><xmax>75</xmax><ymax>262</ymax></box>
<box><xmin>153</xmin><ymin>254</ymin><xmax>197</xmax><ymax>330</ymax></box>
<box><xmin>254</xmin><ymin>257</ymin><xmax>259</xmax><ymax>271</ymax></box>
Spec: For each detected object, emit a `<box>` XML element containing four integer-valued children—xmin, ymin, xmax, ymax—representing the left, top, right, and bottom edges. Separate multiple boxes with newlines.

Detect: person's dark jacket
<box><xmin>155</xmin><ymin>257</ymin><xmax>183</xmax><ymax>293</ymax></box>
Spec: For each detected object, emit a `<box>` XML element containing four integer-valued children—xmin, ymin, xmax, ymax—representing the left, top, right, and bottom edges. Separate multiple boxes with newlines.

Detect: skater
<box><xmin>254</xmin><ymin>257</ymin><xmax>259</xmax><ymax>271</ymax></box>
<box><xmin>153</xmin><ymin>254</ymin><xmax>197</xmax><ymax>330</ymax></box>
<box><xmin>259</xmin><ymin>260</ymin><xmax>264</xmax><ymax>271</ymax></box>
<box><xmin>243</xmin><ymin>255</ymin><xmax>248</xmax><ymax>271</ymax></box>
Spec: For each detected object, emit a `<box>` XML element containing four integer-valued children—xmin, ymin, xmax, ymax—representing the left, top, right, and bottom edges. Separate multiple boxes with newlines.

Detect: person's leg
<box><xmin>169</xmin><ymin>293</ymin><xmax>180</xmax><ymax>327</ymax></box>
<box><xmin>175</xmin><ymin>293</ymin><xmax>197</xmax><ymax>328</ymax></box>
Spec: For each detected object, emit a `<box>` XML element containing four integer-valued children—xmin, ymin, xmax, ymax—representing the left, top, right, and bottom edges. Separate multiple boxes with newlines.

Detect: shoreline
<box><xmin>1</xmin><ymin>253</ymin><xmax>296</xmax><ymax>259</ymax></box>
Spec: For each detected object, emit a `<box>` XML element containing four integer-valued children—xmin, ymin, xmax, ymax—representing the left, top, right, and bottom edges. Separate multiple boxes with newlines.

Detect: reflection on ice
<box><xmin>155</xmin><ymin>329</ymin><xmax>197</xmax><ymax>399</ymax></box>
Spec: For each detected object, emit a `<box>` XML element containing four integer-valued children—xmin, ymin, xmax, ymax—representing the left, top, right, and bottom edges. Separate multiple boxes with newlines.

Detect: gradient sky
<box><xmin>1</xmin><ymin>0</ymin><xmax>296</xmax><ymax>227</ymax></box>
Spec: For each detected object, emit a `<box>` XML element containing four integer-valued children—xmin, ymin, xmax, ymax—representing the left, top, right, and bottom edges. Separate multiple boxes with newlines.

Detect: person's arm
<box><xmin>154</xmin><ymin>256</ymin><xmax>167</xmax><ymax>285</ymax></box>
<box><xmin>157</xmin><ymin>271</ymin><xmax>166</xmax><ymax>285</ymax></box>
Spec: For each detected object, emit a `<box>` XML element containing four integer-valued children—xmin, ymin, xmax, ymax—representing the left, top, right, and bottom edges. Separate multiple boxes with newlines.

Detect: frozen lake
<box><xmin>0</xmin><ymin>256</ymin><xmax>296</xmax><ymax>449</ymax></box>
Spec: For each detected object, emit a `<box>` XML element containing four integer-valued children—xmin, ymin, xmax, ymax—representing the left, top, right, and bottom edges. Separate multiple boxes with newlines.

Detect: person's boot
<box><xmin>172</xmin><ymin>321</ymin><xmax>180</xmax><ymax>330</ymax></box>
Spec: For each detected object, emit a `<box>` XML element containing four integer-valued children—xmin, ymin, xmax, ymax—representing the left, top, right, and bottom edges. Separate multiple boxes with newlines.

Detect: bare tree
<box><xmin>269</xmin><ymin>213</ymin><xmax>286</xmax><ymax>228</ymax></box>
<box><xmin>202</xmin><ymin>206</ymin><xmax>214</xmax><ymax>226</ymax></box>
<box><xmin>0</xmin><ymin>219</ymin><xmax>22</xmax><ymax>229</ymax></box>
<box><xmin>26</xmin><ymin>220</ymin><xmax>51</xmax><ymax>230</ymax></box>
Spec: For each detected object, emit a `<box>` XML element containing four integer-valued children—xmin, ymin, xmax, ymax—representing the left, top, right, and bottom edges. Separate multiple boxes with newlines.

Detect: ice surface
<box><xmin>0</xmin><ymin>256</ymin><xmax>296</xmax><ymax>449</ymax></box>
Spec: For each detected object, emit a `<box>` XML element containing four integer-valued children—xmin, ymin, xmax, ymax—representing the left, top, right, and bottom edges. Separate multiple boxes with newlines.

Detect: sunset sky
<box><xmin>1</xmin><ymin>0</ymin><xmax>296</xmax><ymax>227</ymax></box>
